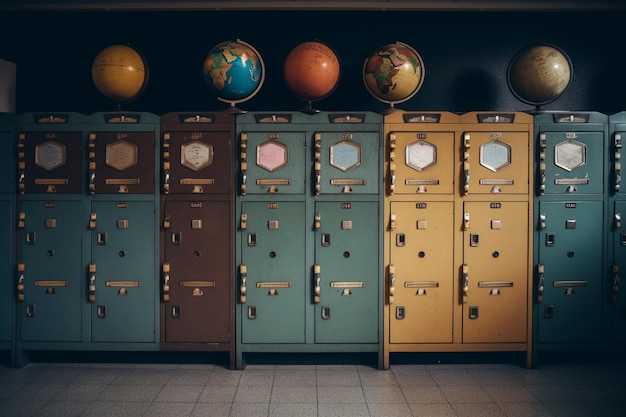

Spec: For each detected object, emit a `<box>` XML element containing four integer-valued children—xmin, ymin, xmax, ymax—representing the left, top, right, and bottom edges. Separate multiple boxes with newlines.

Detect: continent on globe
<box><xmin>202</xmin><ymin>39</ymin><xmax>265</xmax><ymax>109</ymax></box>
<box><xmin>283</xmin><ymin>40</ymin><xmax>341</xmax><ymax>111</ymax></box>
<box><xmin>91</xmin><ymin>44</ymin><xmax>148</xmax><ymax>105</ymax></box>
<box><xmin>363</xmin><ymin>42</ymin><xmax>425</xmax><ymax>110</ymax></box>
<box><xmin>507</xmin><ymin>44</ymin><xmax>572</xmax><ymax>107</ymax></box>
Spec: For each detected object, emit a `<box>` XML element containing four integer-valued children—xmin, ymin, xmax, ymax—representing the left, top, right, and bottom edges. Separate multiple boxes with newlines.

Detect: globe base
<box><xmin>301</xmin><ymin>100</ymin><xmax>321</xmax><ymax>115</ymax></box>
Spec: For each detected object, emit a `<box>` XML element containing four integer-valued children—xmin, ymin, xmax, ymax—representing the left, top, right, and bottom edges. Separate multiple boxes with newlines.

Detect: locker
<box><xmin>235</xmin><ymin>111</ymin><xmax>383</xmax><ymax>368</ymax></box>
<box><xmin>89</xmin><ymin>201</ymin><xmax>155</xmax><ymax>342</ymax></box>
<box><xmin>462</xmin><ymin>201</ymin><xmax>529</xmax><ymax>343</ymax></box>
<box><xmin>240</xmin><ymin>201</ymin><xmax>307</xmax><ymax>344</ymax></box>
<box><xmin>162</xmin><ymin>200</ymin><xmax>231</xmax><ymax>343</ymax></box>
<box><xmin>535</xmin><ymin>201</ymin><xmax>603</xmax><ymax>343</ymax></box>
<box><xmin>388</xmin><ymin>201</ymin><xmax>454</xmax><ymax>344</ymax></box>
<box><xmin>532</xmin><ymin>112</ymin><xmax>608</xmax><ymax>365</ymax></box>
<box><xmin>314</xmin><ymin>201</ymin><xmax>379</xmax><ymax>343</ymax></box>
<box><xmin>18</xmin><ymin>200</ymin><xmax>83</xmax><ymax>342</ymax></box>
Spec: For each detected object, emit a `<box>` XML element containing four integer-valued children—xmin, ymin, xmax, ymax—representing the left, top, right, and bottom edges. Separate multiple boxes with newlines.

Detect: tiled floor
<box><xmin>0</xmin><ymin>355</ymin><xmax>624</xmax><ymax>417</ymax></box>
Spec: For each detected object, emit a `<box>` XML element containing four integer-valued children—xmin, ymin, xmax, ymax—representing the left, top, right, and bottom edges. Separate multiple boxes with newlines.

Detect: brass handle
<box><xmin>240</xmin><ymin>264</ymin><xmax>247</xmax><ymax>304</ymax></box>
<box><xmin>313</xmin><ymin>264</ymin><xmax>321</xmax><ymax>304</ymax></box>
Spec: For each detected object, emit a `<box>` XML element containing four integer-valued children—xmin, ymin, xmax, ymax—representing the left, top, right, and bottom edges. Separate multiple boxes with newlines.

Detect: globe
<box><xmin>363</xmin><ymin>42</ymin><xmax>425</xmax><ymax>110</ymax></box>
<box><xmin>283</xmin><ymin>40</ymin><xmax>341</xmax><ymax>110</ymax></box>
<box><xmin>507</xmin><ymin>44</ymin><xmax>572</xmax><ymax>106</ymax></box>
<box><xmin>92</xmin><ymin>44</ymin><xmax>148</xmax><ymax>104</ymax></box>
<box><xmin>202</xmin><ymin>39</ymin><xmax>265</xmax><ymax>109</ymax></box>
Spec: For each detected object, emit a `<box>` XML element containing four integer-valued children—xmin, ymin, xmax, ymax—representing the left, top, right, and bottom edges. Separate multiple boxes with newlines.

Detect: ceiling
<box><xmin>2</xmin><ymin>0</ymin><xmax>625</xmax><ymax>11</ymax></box>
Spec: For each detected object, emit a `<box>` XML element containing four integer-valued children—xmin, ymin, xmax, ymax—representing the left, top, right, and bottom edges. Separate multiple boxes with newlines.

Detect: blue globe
<box><xmin>202</xmin><ymin>39</ymin><xmax>265</xmax><ymax>107</ymax></box>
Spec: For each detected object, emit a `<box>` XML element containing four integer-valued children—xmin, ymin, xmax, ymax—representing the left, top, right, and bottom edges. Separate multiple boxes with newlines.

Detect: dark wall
<box><xmin>1</xmin><ymin>10</ymin><xmax>625</xmax><ymax>115</ymax></box>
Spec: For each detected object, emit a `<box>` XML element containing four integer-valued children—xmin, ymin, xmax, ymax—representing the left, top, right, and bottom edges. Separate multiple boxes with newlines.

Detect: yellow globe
<box><xmin>508</xmin><ymin>44</ymin><xmax>572</xmax><ymax>105</ymax></box>
<box><xmin>92</xmin><ymin>44</ymin><xmax>148</xmax><ymax>103</ymax></box>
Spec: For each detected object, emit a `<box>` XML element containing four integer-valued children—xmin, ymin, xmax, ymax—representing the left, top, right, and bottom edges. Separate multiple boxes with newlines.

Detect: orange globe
<box><xmin>283</xmin><ymin>40</ymin><xmax>341</xmax><ymax>102</ymax></box>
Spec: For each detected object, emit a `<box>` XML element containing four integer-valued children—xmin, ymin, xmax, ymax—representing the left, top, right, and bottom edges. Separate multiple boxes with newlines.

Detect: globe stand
<box><xmin>223</xmin><ymin>101</ymin><xmax>247</xmax><ymax>114</ymax></box>
<box><xmin>301</xmin><ymin>100</ymin><xmax>321</xmax><ymax>115</ymax></box>
<box><xmin>378</xmin><ymin>102</ymin><xmax>402</xmax><ymax>116</ymax></box>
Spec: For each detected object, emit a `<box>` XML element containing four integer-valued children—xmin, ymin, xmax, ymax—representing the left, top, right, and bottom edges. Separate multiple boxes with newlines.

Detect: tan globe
<box><xmin>363</xmin><ymin>42</ymin><xmax>425</xmax><ymax>107</ymax></box>
<box><xmin>508</xmin><ymin>44</ymin><xmax>572</xmax><ymax>105</ymax></box>
<box><xmin>92</xmin><ymin>44</ymin><xmax>148</xmax><ymax>103</ymax></box>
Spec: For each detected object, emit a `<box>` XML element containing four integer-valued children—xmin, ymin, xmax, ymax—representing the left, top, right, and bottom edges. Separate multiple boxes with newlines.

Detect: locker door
<box><xmin>90</xmin><ymin>131</ymin><xmax>155</xmax><ymax>194</ymax></box>
<box><xmin>163</xmin><ymin>130</ymin><xmax>231</xmax><ymax>194</ymax></box>
<box><xmin>19</xmin><ymin>201</ymin><xmax>83</xmax><ymax>342</ymax></box>
<box><xmin>240</xmin><ymin>201</ymin><xmax>306</xmax><ymax>343</ymax></box>
<box><xmin>536</xmin><ymin>201</ymin><xmax>603</xmax><ymax>343</ymax></box>
<box><xmin>540</xmin><ymin>131</ymin><xmax>604</xmax><ymax>195</ymax></box>
<box><xmin>462</xmin><ymin>201</ymin><xmax>528</xmax><ymax>343</ymax></box>
<box><xmin>163</xmin><ymin>201</ymin><xmax>230</xmax><ymax>343</ymax></box>
<box><xmin>317</xmin><ymin>131</ymin><xmax>379</xmax><ymax>194</ymax></box>
<box><xmin>240</xmin><ymin>131</ymin><xmax>306</xmax><ymax>195</ymax></box>
<box><xmin>90</xmin><ymin>201</ymin><xmax>155</xmax><ymax>343</ymax></box>
<box><xmin>463</xmin><ymin>131</ymin><xmax>529</xmax><ymax>195</ymax></box>
<box><xmin>388</xmin><ymin>131</ymin><xmax>455</xmax><ymax>195</ymax></box>
<box><xmin>389</xmin><ymin>201</ymin><xmax>454</xmax><ymax>343</ymax></box>
<box><xmin>0</xmin><ymin>199</ymin><xmax>12</xmax><ymax>342</ymax></box>
<box><xmin>314</xmin><ymin>201</ymin><xmax>379</xmax><ymax>343</ymax></box>
<box><xmin>611</xmin><ymin>201</ymin><xmax>626</xmax><ymax>343</ymax></box>
<box><xmin>19</xmin><ymin>131</ymin><xmax>83</xmax><ymax>194</ymax></box>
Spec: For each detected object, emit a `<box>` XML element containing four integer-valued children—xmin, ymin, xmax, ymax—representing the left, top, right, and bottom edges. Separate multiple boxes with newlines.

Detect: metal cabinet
<box><xmin>235</xmin><ymin>111</ymin><xmax>383</xmax><ymax>369</ymax></box>
<box><xmin>159</xmin><ymin>112</ymin><xmax>234</xmax><ymax>365</ymax></box>
<box><xmin>533</xmin><ymin>112</ymin><xmax>608</xmax><ymax>364</ymax></box>
<box><xmin>383</xmin><ymin>111</ymin><xmax>533</xmax><ymax>369</ymax></box>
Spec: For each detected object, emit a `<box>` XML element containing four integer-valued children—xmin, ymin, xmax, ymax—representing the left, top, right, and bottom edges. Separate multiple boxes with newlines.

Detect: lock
<box><xmin>395</xmin><ymin>306</ymin><xmax>405</xmax><ymax>320</ymax></box>
<box><xmin>321</xmin><ymin>306</ymin><xmax>330</xmax><ymax>320</ymax></box>
<box><xmin>469</xmin><ymin>306</ymin><xmax>479</xmax><ymax>319</ymax></box>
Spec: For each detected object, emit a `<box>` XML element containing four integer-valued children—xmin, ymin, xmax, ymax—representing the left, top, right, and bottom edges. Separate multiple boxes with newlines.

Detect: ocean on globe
<box><xmin>202</xmin><ymin>39</ymin><xmax>265</xmax><ymax>106</ymax></box>
<box><xmin>507</xmin><ymin>44</ymin><xmax>572</xmax><ymax>106</ymax></box>
<box><xmin>91</xmin><ymin>44</ymin><xmax>148</xmax><ymax>104</ymax></box>
<box><xmin>283</xmin><ymin>40</ymin><xmax>341</xmax><ymax>104</ymax></box>
<box><xmin>363</xmin><ymin>42</ymin><xmax>425</xmax><ymax>108</ymax></box>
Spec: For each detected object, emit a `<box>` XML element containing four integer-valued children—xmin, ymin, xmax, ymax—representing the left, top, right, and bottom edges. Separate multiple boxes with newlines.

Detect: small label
<box><xmin>490</xmin><ymin>203</ymin><xmax>502</xmax><ymax>209</ymax></box>
<box><xmin>415</xmin><ymin>203</ymin><xmax>428</xmax><ymax>209</ymax></box>
<box><xmin>267</xmin><ymin>202</ymin><xmax>278</xmax><ymax>209</ymax></box>
<box><xmin>116</xmin><ymin>202</ymin><xmax>128</xmax><ymax>208</ymax></box>
<box><xmin>190</xmin><ymin>202</ymin><xmax>203</xmax><ymax>208</ymax></box>
<box><xmin>340</xmin><ymin>203</ymin><xmax>352</xmax><ymax>209</ymax></box>
<box><xmin>565</xmin><ymin>202</ymin><xmax>577</xmax><ymax>208</ymax></box>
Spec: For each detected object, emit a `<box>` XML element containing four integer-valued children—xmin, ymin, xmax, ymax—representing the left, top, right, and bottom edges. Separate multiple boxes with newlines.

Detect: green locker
<box><xmin>533</xmin><ymin>112</ymin><xmax>608</xmax><ymax>364</ymax></box>
<box><xmin>235</xmin><ymin>111</ymin><xmax>383</xmax><ymax>369</ymax></box>
<box><xmin>18</xmin><ymin>200</ymin><xmax>83</xmax><ymax>342</ymax></box>
<box><xmin>240</xmin><ymin>201</ymin><xmax>306</xmax><ymax>344</ymax></box>
<box><xmin>314</xmin><ymin>201</ymin><xmax>379</xmax><ymax>343</ymax></box>
<box><xmin>90</xmin><ymin>200</ymin><xmax>156</xmax><ymax>343</ymax></box>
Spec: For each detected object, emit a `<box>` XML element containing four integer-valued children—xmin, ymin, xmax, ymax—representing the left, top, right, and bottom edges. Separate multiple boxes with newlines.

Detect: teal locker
<box><xmin>240</xmin><ymin>201</ymin><xmax>307</xmax><ymax>344</ymax></box>
<box><xmin>314</xmin><ymin>201</ymin><xmax>379</xmax><ymax>343</ymax></box>
<box><xmin>535</xmin><ymin>201</ymin><xmax>604</xmax><ymax>343</ymax></box>
<box><xmin>90</xmin><ymin>200</ymin><xmax>156</xmax><ymax>343</ymax></box>
<box><xmin>18</xmin><ymin>200</ymin><xmax>84</xmax><ymax>342</ymax></box>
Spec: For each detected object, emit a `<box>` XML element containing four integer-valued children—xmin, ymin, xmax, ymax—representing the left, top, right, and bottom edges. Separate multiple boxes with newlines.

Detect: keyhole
<box><xmin>418</xmin><ymin>251</ymin><xmax>425</xmax><ymax>258</ymax></box>
<box><xmin>269</xmin><ymin>251</ymin><xmax>277</xmax><ymax>258</ymax></box>
<box><xmin>567</xmin><ymin>251</ymin><xmax>574</xmax><ymax>258</ymax></box>
<box><xmin>492</xmin><ymin>251</ymin><xmax>499</xmax><ymax>258</ymax></box>
<box><xmin>193</xmin><ymin>251</ymin><xmax>201</xmax><ymax>257</ymax></box>
<box><xmin>343</xmin><ymin>251</ymin><xmax>350</xmax><ymax>258</ymax></box>
<box><xmin>47</xmin><ymin>250</ymin><xmax>54</xmax><ymax>257</ymax></box>
<box><xmin>119</xmin><ymin>250</ymin><xmax>126</xmax><ymax>257</ymax></box>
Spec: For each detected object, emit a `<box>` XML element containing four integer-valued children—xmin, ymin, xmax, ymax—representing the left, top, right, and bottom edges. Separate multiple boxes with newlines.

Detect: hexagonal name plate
<box><xmin>35</xmin><ymin>140</ymin><xmax>66</xmax><ymax>171</ymax></box>
<box><xmin>554</xmin><ymin>139</ymin><xmax>586</xmax><ymax>172</ymax></box>
<box><xmin>330</xmin><ymin>140</ymin><xmax>361</xmax><ymax>172</ymax></box>
<box><xmin>181</xmin><ymin>140</ymin><xmax>213</xmax><ymax>171</ymax></box>
<box><xmin>257</xmin><ymin>141</ymin><xmax>288</xmax><ymax>172</ymax></box>
<box><xmin>480</xmin><ymin>140</ymin><xmax>511</xmax><ymax>172</ymax></box>
<box><xmin>406</xmin><ymin>140</ymin><xmax>436</xmax><ymax>172</ymax></box>
<box><xmin>106</xmin><ymin>140</ymin><xmax>138</xmax><ymax>171</ymax></box>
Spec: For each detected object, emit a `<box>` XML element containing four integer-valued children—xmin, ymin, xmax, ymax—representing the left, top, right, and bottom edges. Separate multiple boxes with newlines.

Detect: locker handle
<box><xmin>612</xmin><ymin>264</ymin><xmax>619</xmax><ymax>303</ymax></box>
<box><xmin>388</xmin><ymin>264</ymin><xmax>395</xmax><ymax>304</ymax></box>
<box><xmin>313</xmin><ymin>264</ymin><xmax>321</xmax><ymax>304</ymax></box>
<box><xmin>88</xmin><ymin>263</ymin><xmax>96</xmax><ymax>303</ymax></box>
<box><xmin>17</xmin><ymin>262</ymin><xmax>25</xmax><ymax>302</ymax></box>
<box><xmin>239</xmin><ymin>264</ymin><xmax>247</xmax><ymax>304</ymax></box>
<box><xmin>461</xmin><ymin>264</ymin><xmax>469</xmax><ymax>304</ymax></box>
<box><xmin>162</xmin><ymin>263</ymin><xmax>170</xmax><ymax>303</ymax></box>
<box><xmin>615</xmin><ymin>213</ymin><xmax>622</xmax><ymax>229</ymax></box>
<box><xmin>171</xmin><ymin>232</ymin><xmax>182</xmax><ymax>246</ymax></box>
<box><xmin>537</xmin><ymin>263</ymin><xmax>545</xmax><ymax>303</ymax></box>
<box><xmin>25</xmin><ymin>232</ymin><xmax>36</xmax><ymax>245</ymax></box>
<box><xmin>97</xmin><ymin>232</ymin><xmax>107</xmax><ymax>246</ymax></box>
